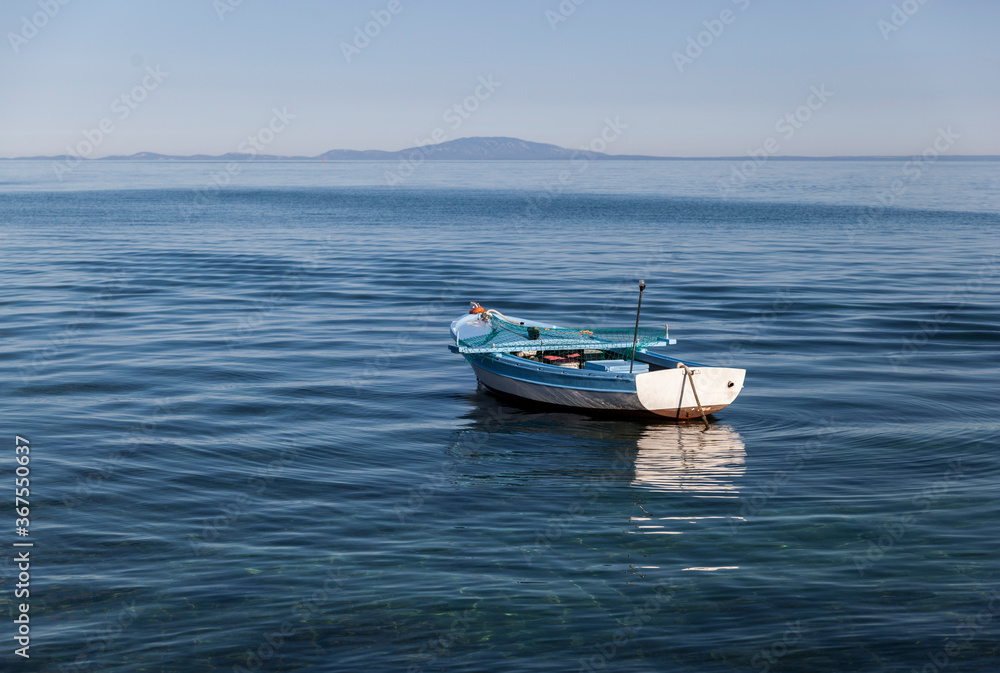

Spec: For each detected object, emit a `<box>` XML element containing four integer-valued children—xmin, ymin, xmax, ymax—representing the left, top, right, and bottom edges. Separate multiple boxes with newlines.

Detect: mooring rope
<box><xmin>678</xmin><ymin>363</ymin><xmax>710</xmax><ymax>430</ymax></box>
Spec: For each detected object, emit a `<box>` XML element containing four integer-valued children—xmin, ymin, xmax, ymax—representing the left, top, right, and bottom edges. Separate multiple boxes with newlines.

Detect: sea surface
<box><xmin>1</xmin><ymin>159</ymin><xmax>999</xmax><ymax>672</ymax></box>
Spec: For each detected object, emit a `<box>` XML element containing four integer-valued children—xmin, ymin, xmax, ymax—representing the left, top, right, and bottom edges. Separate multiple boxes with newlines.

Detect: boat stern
<box><xmin>635</xmin><ymin>365</ymin><xmax>745</xmax><ymax>419</ymax></box>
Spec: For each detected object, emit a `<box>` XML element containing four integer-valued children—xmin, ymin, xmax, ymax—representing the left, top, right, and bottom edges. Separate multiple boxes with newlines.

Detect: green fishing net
<box><xmin>457</xmin><ymin>312</ymin><xmax>665</xmax><ymax>354</ymax></box>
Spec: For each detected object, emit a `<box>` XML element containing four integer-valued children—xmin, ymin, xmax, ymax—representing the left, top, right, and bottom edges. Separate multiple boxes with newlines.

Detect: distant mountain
<box><xmin>387</xmin><ymin>137</ymin><xmax>590</xmax><ymax>160</ymax></box>
<box><xmin>7</xmin><ymin>137</ymin><xmax>1000</xmax><ymax>161</ymax></box>
<box><xmin>12</xmin><ymin>137</ymin><xmax>658</xmax><ymax>162</ymax></box>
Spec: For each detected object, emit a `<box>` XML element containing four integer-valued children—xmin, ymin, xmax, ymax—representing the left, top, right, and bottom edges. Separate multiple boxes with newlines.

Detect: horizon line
<box><xmin>5</xmin><ymin>154</ymin><xmax>1000</xmax><ymax>161</ymax></box>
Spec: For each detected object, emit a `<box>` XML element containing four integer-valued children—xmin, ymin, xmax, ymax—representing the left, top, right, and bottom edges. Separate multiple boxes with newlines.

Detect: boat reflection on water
<box><xmin>631</xmin><ymin>424</ymin><xmax>746</xmax><ymax>497</ymax></box>
<box><xmin>455</xmin><ymin>390</ymin><xmax>747</xmax><ymax>499</ymax></box>
<box><xmin>629</xmin><ymin>425</ymin><xmax>746</xmax><ymax>553</ymax></box>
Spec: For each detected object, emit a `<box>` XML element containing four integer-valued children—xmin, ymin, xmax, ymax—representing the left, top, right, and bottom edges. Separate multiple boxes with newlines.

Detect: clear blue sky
<box><xmin>1</xmin><ymin>0</ymin><xmax>997</xmax><ymax>157</ymax></box>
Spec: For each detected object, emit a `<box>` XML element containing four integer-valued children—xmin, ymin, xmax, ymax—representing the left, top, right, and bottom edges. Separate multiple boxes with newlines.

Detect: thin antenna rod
<box><xmin>629</xmin><ymin>280</ymin><xmax>646</xmax><ymax>373</ymax></box>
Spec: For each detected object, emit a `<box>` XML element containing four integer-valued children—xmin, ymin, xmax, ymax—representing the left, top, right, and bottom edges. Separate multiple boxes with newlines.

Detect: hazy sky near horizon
<box><xmin>1</xmin><ymin>0</ymin><xmax>998</xmax><ymax>158</ymax></box>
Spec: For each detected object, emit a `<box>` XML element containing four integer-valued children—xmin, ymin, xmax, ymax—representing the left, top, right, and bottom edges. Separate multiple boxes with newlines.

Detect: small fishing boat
<box><xmin>449</xmin><ymin>285</ymin><xmax>745</xmax><ymax>421</ymax></box>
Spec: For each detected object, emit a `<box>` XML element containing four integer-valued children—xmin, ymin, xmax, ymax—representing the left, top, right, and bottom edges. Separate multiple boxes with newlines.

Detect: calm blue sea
<box><xmin>2</xmin><ymin>159</ymin><xmax>999</xmax><ymax>672</ymax></box>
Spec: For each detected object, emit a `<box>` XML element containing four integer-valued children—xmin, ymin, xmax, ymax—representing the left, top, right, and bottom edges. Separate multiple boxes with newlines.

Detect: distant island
<box><xmin>7</xmin><ymin>136</ymin><xmax>1000</xmax><ymax>161</ymax></box>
